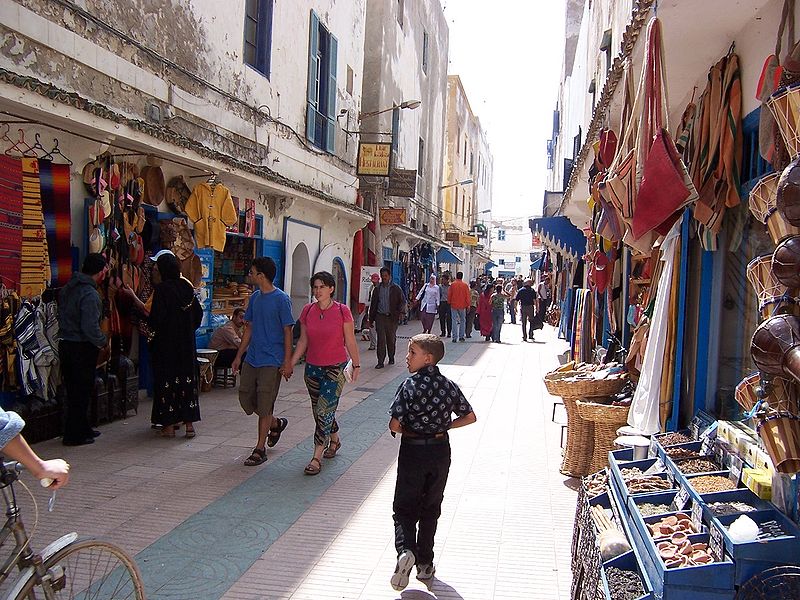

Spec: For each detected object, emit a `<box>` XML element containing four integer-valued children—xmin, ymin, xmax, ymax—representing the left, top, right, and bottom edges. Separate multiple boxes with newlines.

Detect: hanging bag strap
<box><xmin>778</xmin><ymin>0</ymin><xmax>796</xmax><ymax>59</ymax></box>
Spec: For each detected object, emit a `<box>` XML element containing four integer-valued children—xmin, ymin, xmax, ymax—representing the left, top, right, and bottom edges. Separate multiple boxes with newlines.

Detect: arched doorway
<box><xmin>290</xmin><ymin>243</ymin><xmax>311</xmax><ymax>318</ymax></box>
<box><xmin>332</xmin><ymin>257</ymin><xmax>346</xmax><ymax>304</ymax></box>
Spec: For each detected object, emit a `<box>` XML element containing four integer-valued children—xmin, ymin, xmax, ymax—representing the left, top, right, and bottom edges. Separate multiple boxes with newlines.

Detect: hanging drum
<box><xmin>773</xmin><ymin>235</ymin><xmax>800</xmax><ymax>289</ymax></box>
<box><xmin>751</xmin><ymin>314</ymin><xmax>800</xmax><ymax>383</ymax></box>
<box><xmin>747</xmin><ymin>255</ymin><xmax>798</xmax><ymax>319</ymax></box>
<box><xmin>768</xmin><ymin>83</ymin><xmax>800</xmax><ymax>160</ymax></box>
<box><xmin>750</xmin><ymin>172</ymin><xmax>800</xmax><ymax>243</ymax></box>
<box><xmin>777</xmin><ymin>156</ymin><xmax>800</xmax><ymax>226</ymax></box>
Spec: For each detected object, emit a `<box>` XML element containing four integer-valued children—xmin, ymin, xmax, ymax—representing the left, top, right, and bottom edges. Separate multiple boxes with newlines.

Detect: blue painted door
<box><xmin>261</xmin><ymin>239</ymin><xmax>284</xmax><ymax>289</ymax></box>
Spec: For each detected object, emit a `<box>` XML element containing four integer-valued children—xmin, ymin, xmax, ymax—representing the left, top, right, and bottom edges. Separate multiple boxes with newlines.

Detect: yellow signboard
<box><xmin>357</xmin><ymin>142</ymin><xmax>392</xmax><ymax>176</ymax></box>
<box><xmin>459</xmin><ymin>234</ymin><xmax>479</xmax><ymax>246</ymax></box>
<box><xmin>379</xmin><ymin>208</ymin><xmax>407</xmax><ymax>226</ymax></box>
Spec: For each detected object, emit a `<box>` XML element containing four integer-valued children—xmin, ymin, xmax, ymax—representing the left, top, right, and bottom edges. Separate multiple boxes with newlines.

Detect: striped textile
<box><xmin>38</xmin><ymin>160</ymin><xmax>72</xmax><ymax>287</ymax></box>
<box><xmin>0</xmin><ymin>157</ymin><xmax>23</xmax><ymax>289</ymax></box>
<box><xmin>20</xmin><ymin>158</ymin><xmax>48</xmax><ymax>297</ymax></box>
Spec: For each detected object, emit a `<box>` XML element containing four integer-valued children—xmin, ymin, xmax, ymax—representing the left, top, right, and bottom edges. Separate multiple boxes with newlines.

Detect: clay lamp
<box><xmin>751</xmin><ymin>314</ymin><xmax>800</xmax><ymax>384</ymax></box>
<box><xmin>773</xmin><ymin>235</ymin><xmax>800</xmax><ymax>289</ymax></box>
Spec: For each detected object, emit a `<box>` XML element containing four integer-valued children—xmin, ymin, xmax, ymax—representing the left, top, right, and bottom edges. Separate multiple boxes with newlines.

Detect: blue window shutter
<box><xmin>306</xmin><ymin>10</ymin><xmax>320</xmax><ymax>141</ymax></box>
<box><xmin>256</xmin><ymin>0</ymin><xmax>273</xmax><ymax>77</ymax></box>
<box><xmin>325</xmin><ymin>34</ymin><xmax>338</xmax><ymax>153</ymax></box>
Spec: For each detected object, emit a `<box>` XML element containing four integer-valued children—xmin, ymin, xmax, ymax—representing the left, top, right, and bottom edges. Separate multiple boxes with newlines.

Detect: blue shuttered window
<box><xmin>306</xmin><ymin>10</ymin><xmax>338</xmax><ymax>153</ymax></box>
<box><xmin>243</xmin><ymin>0</ymin><xmax>273</xmax><ymax>77</ymax></box>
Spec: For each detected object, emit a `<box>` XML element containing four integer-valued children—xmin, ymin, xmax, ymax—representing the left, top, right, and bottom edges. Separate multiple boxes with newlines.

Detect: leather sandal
<box><xmin>304</xmin><ymin>457</ymin><xmax>321</xmax><ymax>476</ymax></box>
<box><xmin>244</xmin><ymin>447</ymin><xmax>267</xmax><ymax>466</ymax></box>
<box><xmin>323</xmin><ymin>439</ymin><xmax>341</xmax><ymax>459</ymax></box>
<box><xmin>266</xmin><ymin>418</ymin><xmax>288</xmax><ymax>448</ymax></box>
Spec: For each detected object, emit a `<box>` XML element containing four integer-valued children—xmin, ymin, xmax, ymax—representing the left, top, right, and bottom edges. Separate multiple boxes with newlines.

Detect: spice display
<box><xmin>584</xmin><ymin>470</ymin><xmax>609</xmax><ymax>497</ymax></box>
<box><xmin>638</xmin><ymin>502</ymin><xmax>672</xmax><ymax>517</ymax></box>
<box><xmin>648</xmin><ymin>513</ymin><xmax>698</xmax><ymax>539</ymax></box>
<box><xmin>657</xmin><ymin>535</ymin><xmax>715</xmax><ymax>568</ymax></box>
<box><xmin>675</xmin><ymin>458</ymin><xmax>720</xmax><ymax>475</ymax></box>
<box><xmin>689</xmin><ymin>475</ymin><xmax>736</xmax><ymax>494</ymax></box>
<box><xmin>756</xmin><ymin>520</ymin><xmax>787</xmax><ymax>540</ymax></box>
<box><xmin>621</xmin><ymin>467</ymin><xmax>671</xmax><ymax>494</ymax></box>
<box><xmin>708</xmin><ymin>501</ymin><xmax>756</xmax><ymax>517</ymax></box>
<box><xmin>605</xmin><ymin>566</ymin><xmax>646</xmax><ymax>600</ymax></box>
<box><xmin>665</xmin><ymin>447</ymin><xmax>701</xmax><ymax>460</ymax></box>
<box><xmin>658</xmin><ymin>432</ymin><xmax>693</xmax><ymax>446</ymax></box>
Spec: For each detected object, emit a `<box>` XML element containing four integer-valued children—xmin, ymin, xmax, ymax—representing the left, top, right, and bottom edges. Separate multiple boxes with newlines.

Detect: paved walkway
<box><xmin>3</xmin><ymin>319</ymin><xmax>576</xmax><ymax>600</ymax></box>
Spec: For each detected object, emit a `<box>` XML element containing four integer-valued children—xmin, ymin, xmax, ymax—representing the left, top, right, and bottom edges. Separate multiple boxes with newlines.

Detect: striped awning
<box><xmin>529</xmin><ymin>216</ymin><xmax>586</xmax><ymax>259</ymax></box>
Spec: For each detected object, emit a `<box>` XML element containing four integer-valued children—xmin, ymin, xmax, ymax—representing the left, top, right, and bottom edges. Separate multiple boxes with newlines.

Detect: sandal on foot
<box><xmin>244</xmin><ymin>447</ymin><xmax>267</xmax><ymax>466</ymax></box>
<box><xmin>185</xmin><ymin>425</ymin><xmax>196</xmax><ymax>439</ymax></box>
<box><xmin>323</xmin><ymin>439</ymin><xmax>341</xmax><ymax>459</ymax></box>
<box><xmin>266</xmin><ymin>417</ymin><xmax>288</xmax><ymax>448</ymax></box>
<box><xmin>304</xmin><ymin>457</ymin><xmax>321</xmax><ymax>476</ymax></box>
<box><xmin>160</xmin><ymin>426</ymin><xmax>176</xmax><ymax>438</ymax></box>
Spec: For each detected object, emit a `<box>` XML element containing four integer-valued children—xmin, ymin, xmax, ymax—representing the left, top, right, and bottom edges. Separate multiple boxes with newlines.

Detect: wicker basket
<box><xmin>561</xmin><ymin>397</ymin><xmax>595</xmax><ymax>477</ymax></box>
<box><xmin>577</xmin><ymin>400</ymin><xmax>631</xmax><ymax>474</ymax></box>
<box><xmin>544</xmin><ymin>371</ymin><xmax>627</xmax><ymax>399</ymax></box>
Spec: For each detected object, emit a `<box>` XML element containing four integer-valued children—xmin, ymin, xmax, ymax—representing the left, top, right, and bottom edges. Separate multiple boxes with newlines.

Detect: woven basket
<box><xmin>561</xmin><ymin>397</ymin><xmax>595</xmax><ymax>477</ymax></box>
<box><xmin>544</xmin><ymin>371</ymin><xmax>627</xmax><ymax>399</ymax></box>
<box><xmin>577</xmin><ymin>400</ymin><xmax>631</xmax><ymax>474</ymax></box>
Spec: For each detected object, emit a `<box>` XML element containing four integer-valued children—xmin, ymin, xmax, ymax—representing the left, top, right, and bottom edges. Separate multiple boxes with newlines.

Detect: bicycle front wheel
<box><xmin>14</xmin><ymin>539</ymin><xmax>145</xmax><ymax>600</ymax></box>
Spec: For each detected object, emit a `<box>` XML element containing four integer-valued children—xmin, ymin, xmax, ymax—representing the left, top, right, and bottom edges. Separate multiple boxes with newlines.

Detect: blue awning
<box><xmin>529</xmin><ymin>216</ymin><xmax>586</xmax><ymax>259</ymax></box>
<box><xmin>485</xmin><ymin>260</ymin><xmax>497</xmax><ymax>269</ymax></box>
<box><xmin>531</xmin><ymin>256</ymin><xmax>544</xmax><ymax>271</ymax></box>
<box><xmin>436</xmin><ymin>247</ymin><xmax>462</xmax><ymax>264</ymax></box>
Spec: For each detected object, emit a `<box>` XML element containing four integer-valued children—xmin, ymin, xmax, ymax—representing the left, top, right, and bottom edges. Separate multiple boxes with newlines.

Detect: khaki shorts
<box><xmin>238</xmin><ymin>363</ymin><xmax>282</xmax><ymax>417</ymax></box>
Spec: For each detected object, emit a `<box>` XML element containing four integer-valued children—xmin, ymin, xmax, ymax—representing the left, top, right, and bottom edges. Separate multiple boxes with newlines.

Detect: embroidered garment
<box><xmin>20</xmin><ymin>159</ymin><xmax>49</xmax><ymax>296</ymax></box>
<box><xmin>14</xmin><ymin>298</ymin><xmax>58</xmax><ymax>400</ymax></box>
<box><xmin>184</xmin><ymin>183</ymin><xmax>237</xmax><ymax>252</ymax></box>
<box><xmin>38</xmin><ymin>160</ymin><xmax>72</xmax><ymax>287</ymax></box>
<box><xmin>0</xmin><ymin>157</ymin><xmax>23</xmax><ymax>287</ymax></box>
<box><xmin>389</xmin><ymin>365</ymin><xmax>473</xmax><ymax>436</ymax></box>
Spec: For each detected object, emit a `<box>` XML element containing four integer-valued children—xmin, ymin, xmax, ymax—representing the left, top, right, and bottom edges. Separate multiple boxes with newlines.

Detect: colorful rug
<box><xmin>38</xmin><ymin>160</ymin><xmax>72</xmax><ymax>287</ymax></box>
<box><xmin>0</xmin><ymin>156</ymin><xmax>23</xmax><ymax>289</ymax></box>
<box><xmin>20</xmin><ymin>158</ymin><xmax>48</xmax><ymax>297</ymax></box>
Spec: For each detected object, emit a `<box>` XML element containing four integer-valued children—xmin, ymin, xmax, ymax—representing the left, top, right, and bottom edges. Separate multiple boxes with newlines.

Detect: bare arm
<box><xmin>3</xmin><ymin>435</ymin><xmax>70</xmax><ymax>489</ymax></box>
<box><xmin>389</xmin><ymin>417</ymin><xmax>404</xmax><ymax>434</ymax></box>
<box><xmin>450</xmin><ymin>411</ymin><xmax>477</xmax><ymax>429</ymax></box>
<box><xmin>289</xmin><ymin>323</ymin><xmax>308</xmax><ymax>371</ymax></box>
<box><xmin>343</xmin><ymin>320</ymin><xmax>360</xmax><ymax>383</ymax></box>
<box><xmin>280</xmin><ymin>324</ymin><xmax>293</xmax><ymax>379</ymax></box>
<box><xmin>231</xmin><ymin>322</ymin><xmax>252</xmax><ymax>374</ymax></box>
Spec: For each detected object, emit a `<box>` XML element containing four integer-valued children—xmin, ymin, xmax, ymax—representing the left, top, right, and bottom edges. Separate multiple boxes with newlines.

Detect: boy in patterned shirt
<box><xmin>388</xmin><ymin>333</ymin><xmax>477</xmax><ymax>590</ymax></box>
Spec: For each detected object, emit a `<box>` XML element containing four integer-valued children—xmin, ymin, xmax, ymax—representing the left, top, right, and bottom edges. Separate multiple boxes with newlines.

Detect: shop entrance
<box><xmin>290</xmin><ymin>243</ymin><xmax>311</xmax><ymax>317</ymax></box>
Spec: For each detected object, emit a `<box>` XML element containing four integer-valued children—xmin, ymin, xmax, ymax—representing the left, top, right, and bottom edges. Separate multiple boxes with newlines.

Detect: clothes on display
<box><xmin>184</xmin><ymin>181</ymin><xmax>238</xmax><ymax>252</ymax></box>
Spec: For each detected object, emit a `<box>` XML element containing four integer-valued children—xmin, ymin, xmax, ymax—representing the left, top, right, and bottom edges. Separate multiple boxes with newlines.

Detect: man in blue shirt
<box><xmin>232</xmin><ymin>257</ymin><xmax>295</xmax><ymax>466</ymax></box>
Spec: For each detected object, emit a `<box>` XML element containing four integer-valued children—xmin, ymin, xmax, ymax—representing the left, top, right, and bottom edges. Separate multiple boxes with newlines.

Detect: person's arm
<box><xmin>2</xmin><ymin>435</ymin><xmax>70</xmax><ymax>489</ymax></box>
<box><xmin>280</xmin><ymin>324</ymin><xmax>293</xmax><ymax>380</ymax></box>
<box><xmin>388</xmin><ymin>416</ymin><xmax>404</xmax><ymax>434</ymax></box>
<box><xmin>288</xmin><ymin>322</ymin><xmax>308</xmax><ymax>373</ymax></box>
<box><xmin>450</xmin><ymin>411</ymin><xmax>477</xmax><ymax>429</ymax></box>
<box><xmin>343</xmin><ymin>319</ymin><xmax>360</xmax><ymax>384</ymax></box>
<box><xmin>231</xmin><ymin>322</ymin><xmax>252</xmax><ymax>374</ymax></box>
<box><xmin>80</xmin><ymin>293</ymin><xmax>107</xmax><ymax>348</ymax></box>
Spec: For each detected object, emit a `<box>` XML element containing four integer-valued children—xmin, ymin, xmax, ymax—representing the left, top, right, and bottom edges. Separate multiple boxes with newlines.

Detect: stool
<box><xmin>214</xmin><ymin>366</ymin><xmax>237</xmax><ymax>388</ymax></box>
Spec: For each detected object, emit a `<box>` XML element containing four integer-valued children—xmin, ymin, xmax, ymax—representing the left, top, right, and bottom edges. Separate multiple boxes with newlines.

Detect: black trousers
<box><xmin>465</xmin><ymin>306</ymin><xmax>477</xmax><ymax>336</ymax></box>
<box><xmin>438</xmin><ymin>301</ymin><xmax>451</xmax><ymax>337</ymax></box>
<box><xmin>392</xmin><ymin>441</ymin><xmax>451</xmax><ymax>564</ymax></box>
<box><xmin>375</xmin><ymin>314</ymin><xmax>398</xmax><ymax>364</ymax></box>
<box><xmin>60</xmin><ymin>340</ymin><xmax>99</xmax><ymax>442</ymax></box>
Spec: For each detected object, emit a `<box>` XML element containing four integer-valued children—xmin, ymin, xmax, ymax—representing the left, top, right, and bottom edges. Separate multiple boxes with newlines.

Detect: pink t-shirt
<box><xmin>300</xmin><ymin>301</ymin><xmax>354</xmax><ymax>366</ymax></box>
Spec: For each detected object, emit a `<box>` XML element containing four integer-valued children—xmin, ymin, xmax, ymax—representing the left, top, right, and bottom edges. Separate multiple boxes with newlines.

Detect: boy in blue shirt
<box><xmin>388</xmin><ymin>333</ymin><xmax>477</xmax><ymax>590</ymax></box>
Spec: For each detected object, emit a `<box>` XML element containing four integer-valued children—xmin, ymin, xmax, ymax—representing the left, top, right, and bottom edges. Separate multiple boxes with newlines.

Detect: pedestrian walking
<box><xmin>490</xmin><ymin>284</ymin><xmax>510</xmax><ymax>343</ymax></box>
<box><xmin>465</xmin><ymin>281</ymin><xmax>479</xmax><ymax>338</ymax></box>
<box><xmin>366</xmin><ymin>267</ymin><xmax>405</xmax><ymax>368</ymax></box>
<box><xmin>477</xmin><ymin>284</ymin><xmax>494</xmax><ymax>341</ymax></box>
<box><xmin>388</xmin><ymin>333</ymin><xmax>476</xmax><ymax>591</ymax></box>
<box><xmin>437</xmin><ymin>273</ymin><xmax>451</xmax><ymax>338</ymax></box>
<box><xmin>448</xmin><ymin>271</ymin><xmax>471</xmax><ymax>342</ymax></box>
<box><xmin>143</xmin><ymin>251</ymin><xmax>203</xmax><ymax>438</ymax></box>
<box><xmin>415</xmin><ymin>275</ymin><xmax>439</xmax><ymax>334</ymax></box>
<box><xmin>516</xmin><ymin>279</ymin><xmax>538</xmax><ymax>342</ymax></box>
<box><xmin>231</xmin><ymin>257</ymin><xmax>295</xmax><ymax>466</ymax></box>
<box><xmin>57</xmin><ymin>253</ymin><xmax>108</xmax><ymax>446</ymax></box>
<box><xmin>364</xmin><ymin>273</ymin><xmax>380</xmax><ymax>349</ymax></box>
<box><xmin>286</xmin><ymin>271</ymin><xmax>360</xmax><ymax>476</ymax></box>
<box><xmin>505</xmin><ymin>278</ymin><xmax>519</xmax><ymax>325</ymax></box>
<box><xmin>537</xmin><ymin>275</ymin><xmax>552</xmax><ymax>324</ymax></box>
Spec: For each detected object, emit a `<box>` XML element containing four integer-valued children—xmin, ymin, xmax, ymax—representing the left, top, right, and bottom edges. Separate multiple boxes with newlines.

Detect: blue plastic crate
<box><xmin>609</xmin><ymin>457</ymin><xmax>673</xmax><ymax>506</ymax></box>
<box><xmin>609</xmin><ymin>447</ymin><xmax>635</xmax><ymax>463</ymax></box>
<box><xmin>713</xmin><ymin>509</ymin><xmax>800</xmax><ymax>584</ymax></box>
<box><xmin>627</xmin><ymin>490</ymin><xmax>680</xmax><ymax>521</ymax></box>
<box><xmin>699</xmin><ymin>489</ymin><xmax>772</xmax><ymax>521</ymax></box>
<box><xmin>600</xmin><ymin>550</ymin><xmax>653</xmax><ymax>600</ymax></box>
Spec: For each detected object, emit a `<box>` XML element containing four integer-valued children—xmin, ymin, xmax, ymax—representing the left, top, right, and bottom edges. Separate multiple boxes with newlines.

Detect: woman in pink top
<box><xmin>287</xmin><ymin>271</ymin><xmax>361</xmax><ymax>475</ymax></box>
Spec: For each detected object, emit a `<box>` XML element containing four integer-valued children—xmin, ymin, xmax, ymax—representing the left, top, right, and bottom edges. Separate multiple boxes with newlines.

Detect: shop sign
<box><xmin>387</xmin><ymin>168</ymin><xmax>417</xmax><ymax>198</ymax></box>
<box><xmin>444</xmin><ymin>231</ymin><xmax>460</xmax><ymax>242</ymax></box>
<box><xmin>357</xmin><ymin>142</ymin><xmax>391</xmax><ymax>176</ymax></box>
<box><xmin>379</xmin><ymin>208</ymin><xmax>407</xmax><ymax>226</ymax></box>
<box><xmin>359</xmin><ymin>266</ymin><xmax>381</xmax><ymax>303</ymax></box>
<box><xmin>459</xmin><ymin>234</ymin><xmax>478</xmax><ymax>246</ymax></box>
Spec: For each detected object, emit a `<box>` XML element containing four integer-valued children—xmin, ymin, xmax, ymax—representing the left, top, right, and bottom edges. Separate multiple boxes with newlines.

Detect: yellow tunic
<box><xmin>184</xmin><ymin>183</ymin><xmax>238</xmax><ymax>252</ymax></box>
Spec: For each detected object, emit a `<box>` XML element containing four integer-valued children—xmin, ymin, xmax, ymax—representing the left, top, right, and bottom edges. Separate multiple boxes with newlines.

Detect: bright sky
<box><xmin>442</xmin><ymin>0</ymin><xmax>566</xmax><ymax>220</ymax></box>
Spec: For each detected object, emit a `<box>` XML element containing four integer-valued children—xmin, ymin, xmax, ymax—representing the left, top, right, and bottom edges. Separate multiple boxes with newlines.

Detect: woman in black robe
<box><xmin>124</xmin><ymin>251</ymin><xmax>202</xmax><ymax>437</ymax></box>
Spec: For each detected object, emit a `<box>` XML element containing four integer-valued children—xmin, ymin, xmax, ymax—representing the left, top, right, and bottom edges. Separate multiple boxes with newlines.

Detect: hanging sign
<box><xmin>357</xmin><ymin>142</ymin><xmax>392</xmax><ymax>176</ymax></box>
<box><xmin>459</xmin><ymin>234</ymin><xmax>478</xmax><ymax>246</ymax></box>
<box><xmin>387</xmin><ymin>169</ymin><xmax>417</xmax><ymax>198</ymax></box>
<box><xmin>444</xmin><ymin>232</ymin><xmax>460</xmax><ymax>242</ymax></box>
<box><xmin>379</xmin><ymin>208</ymin><xmax>407</xmax><ymax>226</ymax></box>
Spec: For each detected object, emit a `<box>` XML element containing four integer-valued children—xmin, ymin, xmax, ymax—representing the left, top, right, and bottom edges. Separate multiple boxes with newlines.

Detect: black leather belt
<box><xmin>402</xmin><ymin>433</ymin><xmax>449</xmax><ymax>445</ymax></box>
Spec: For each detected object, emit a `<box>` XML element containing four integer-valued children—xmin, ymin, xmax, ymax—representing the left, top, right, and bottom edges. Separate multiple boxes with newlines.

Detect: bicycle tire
<box><xmin>12</xmin><ymin>539</ymin><xmax>145</xmax><ymax>600</ymax></box>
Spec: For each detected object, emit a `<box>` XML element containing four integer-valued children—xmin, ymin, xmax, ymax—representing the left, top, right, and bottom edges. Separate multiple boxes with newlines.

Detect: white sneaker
<box><xmin>416</xmin><ymin>563</ymin><xmax>435</xmax><ymax>581</ymax></box>
<box><xmin>390</xmin><ymin>549</ymin><xmax>416</xmax><ymax>591</ymax></box>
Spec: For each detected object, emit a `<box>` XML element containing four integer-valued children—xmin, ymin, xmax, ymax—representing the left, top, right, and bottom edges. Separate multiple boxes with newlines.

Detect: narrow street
<box><xmin>7</xmin><ymin>322</ymin><xmax>575</xmax><ymax>600</ymax></box>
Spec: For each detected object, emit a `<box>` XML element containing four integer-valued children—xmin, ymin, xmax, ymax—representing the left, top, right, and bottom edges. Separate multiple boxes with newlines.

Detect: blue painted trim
<box><xmin>621</xmin><ymin>248</ymin><xmax>631</xmax><ymax>348</ymax></box>
<box><xmin>705</xmin><ymin>247</ymin><xmax>725</xmax><ymax>413</ymax></box>
<box><xmin>669</xmin><ymin>210</ymin><xmax>691</xmax><ymax>432</ymax></box>
<box><xmin>333</xmin><ymin>256</ymin><xmax>347</xmax><ymax>302</ymax></box>
<box><xmin>693</xmin><ymin>248</ymin><xmax>714</xmax><ymax>416</ymax></box>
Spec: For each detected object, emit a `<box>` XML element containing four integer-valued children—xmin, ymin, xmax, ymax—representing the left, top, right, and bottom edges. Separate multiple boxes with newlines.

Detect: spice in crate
<box><xmin>648</xmin><ymin>513</ymin><xmax>698</xmax><ymax>538</ymax></box>
<box><xmin>675</xmin><ymin>458</ymin><xmax>719</xmax><ymax>474</ymax></box>
<box><xmin>584</xmin><ymin>470</ymin><xmax>609</xmax><ymax>498</ymax></box>
<box><xmin>621</xmin><ymin>467</ymin><xmax>671</xmax><ymax>494</ymax></box>
<box><xmin>605</xmin><ymin>566</ymin><xmax>646</xmax><ymax>600</ymax></box>
<box><xmin>665</xmin><ymin>446</ymin><xmax>701</xmax><ymax>460</ymax></box>
<box><xmin>657</xmin><ymin>432</ymin><xmax>693</xmax><ymax>446</ymax></box>
<box><xmin>689</xmin><ymin>475</ymin><xmax>736</xmax><ymax>494</ymax></box>
<box><xmin>638</xmin><ymin>502</ymin><xmax>672</xmax><ymax>517</ymax></box>
<box><xmin>708</xmin><ymin>501</ymin><xmax>756</xmax><ymax>517</ymax></box>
